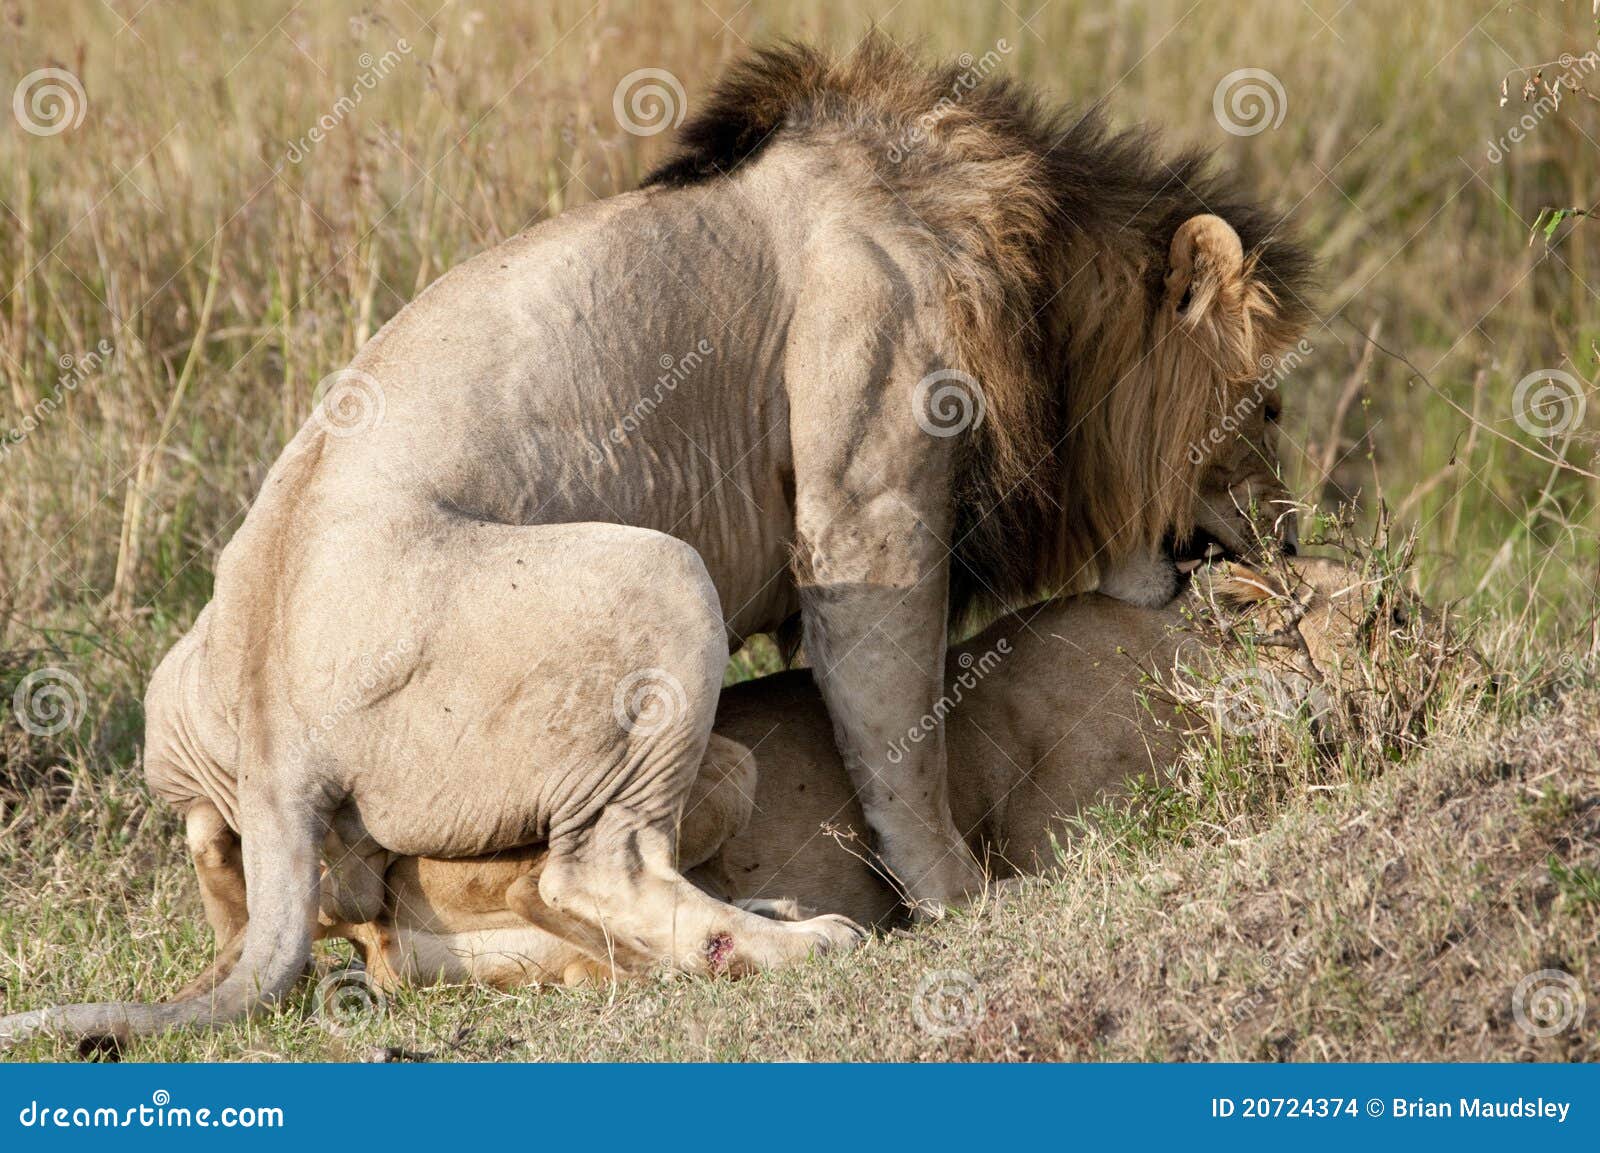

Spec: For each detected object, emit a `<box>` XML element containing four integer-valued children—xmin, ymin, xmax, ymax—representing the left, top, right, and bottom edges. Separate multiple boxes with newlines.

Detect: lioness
<box><xmin>0</xmin><ymin>38</ymin><xmax>1311</xmax><ymax>1045</ymax></box>
<box><xmin>303</xmin><ymin>557</ymin><xmax>1390</xmax><ymax>990</ymax></box>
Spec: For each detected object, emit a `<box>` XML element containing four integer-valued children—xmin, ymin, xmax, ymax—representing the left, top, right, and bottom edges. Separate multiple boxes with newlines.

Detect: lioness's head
<box><xmin>1195</xmin><ymin>557</ymin><xmax>1393</xmax><ymax>689</ymax></box>
<box><xmin>1187</xmin><ymin>556</ymin><xmax>1482</xmax><ymax>739</ymax></box>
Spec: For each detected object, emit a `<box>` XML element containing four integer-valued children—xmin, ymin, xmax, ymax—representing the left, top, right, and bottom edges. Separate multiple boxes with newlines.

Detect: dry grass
<box><xmin>4</xmin><ymin>643</ymin><xmax>1594</xmax><ymax>1062</ymax></box>
<box><xmin>2</xmin><ymin>0</ymin><xmax>1599</xmax><ymax>1061</ymax></box>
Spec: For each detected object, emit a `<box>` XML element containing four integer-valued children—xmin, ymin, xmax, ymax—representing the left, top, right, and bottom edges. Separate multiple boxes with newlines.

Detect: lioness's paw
<box><xmin>795</xmin><ymin>913</ymin><xmax>868</xmax><ymax>955</ymax></box>
<box><xmin>735</xmin><ymin>896</ymin><xmax>815</xmax><ymax>922</ymax></box>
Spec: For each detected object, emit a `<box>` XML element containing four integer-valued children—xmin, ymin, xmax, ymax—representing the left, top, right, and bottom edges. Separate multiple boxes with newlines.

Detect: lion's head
<box><xmin>1164</xmin><ymin>213</ymin><xmax>1304</xmax><ymax>559</ymax></box>
<box><xmin>1080</xmin><ymin>212</ymin><xmax>1308</xmax><ymax>607</ymax></box>
<box><xmin>644</xmin><ymin>35</ymin><xmax>1315</xmax><ymax>621</ymax></box>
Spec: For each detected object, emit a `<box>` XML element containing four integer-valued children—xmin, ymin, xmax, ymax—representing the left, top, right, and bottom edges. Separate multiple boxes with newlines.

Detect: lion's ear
<box><xmin>1165</xmin><ymin>214</ymin><xmax>1245</xmax><ymax>318</ymax></box>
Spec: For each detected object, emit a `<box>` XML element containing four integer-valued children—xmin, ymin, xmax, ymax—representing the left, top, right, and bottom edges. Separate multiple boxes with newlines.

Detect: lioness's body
<box><xmin>709</xmin><ymin>597</ymin><xmax>1184</xmax><ymax>926</ymax></box>
<box><xmin>336</xmin><ymin>558</ymin><xmax>1402</xmax><ymax>989</ymax></box>
<box><xmin>341</xmin><ymin>587</ymin><xmax>1205</xmax><ymax>987</ymax></box>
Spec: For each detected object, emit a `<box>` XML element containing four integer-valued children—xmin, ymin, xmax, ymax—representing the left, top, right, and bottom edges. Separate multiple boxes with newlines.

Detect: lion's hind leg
<box><xmin>167</xmin><ymin>800</ymin><xmax>250</xmax><ymax>1003</ymax></box>
<box><xmin>500</xmin><ymin>732</ymin><xmax>764</xmax><ymax>981</ymax></box>
<box><xmin>512</xmin><ymin>531</ymin><xmax>863</xmax><ymax>978</ymax></box>
<box><xmin>538</xmin><ymin>807</ymin><xmax>866</xmax><ymax>978</ymax></box>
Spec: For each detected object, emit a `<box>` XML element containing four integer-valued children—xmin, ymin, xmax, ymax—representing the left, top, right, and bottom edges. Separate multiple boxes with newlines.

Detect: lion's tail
<box><xmin>0</xmin><ymin>794</ymin><xmax>321</xmax><ymax>1051</ymax></box>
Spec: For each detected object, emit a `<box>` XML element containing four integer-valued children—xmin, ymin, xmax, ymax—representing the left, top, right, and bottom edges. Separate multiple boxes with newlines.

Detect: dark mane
<box><xmin>645</xmin><ymin>35</ymin><xmax>1316</xmax><ymax>620</ymax></box>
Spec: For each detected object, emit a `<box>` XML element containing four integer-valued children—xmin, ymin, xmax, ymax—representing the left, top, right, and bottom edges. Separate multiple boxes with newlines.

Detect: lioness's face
<box><xmin>1161</xmin><ymin>214</ymin><xmax>1303</xmax><ymax>567</ymax></box>
<box><xmin>1207</xmin><ymin>558</ymin><xmax>1365</xmax><ymax>676</ymax></box>
<box><xmin>1199</xmin><ymin>557</ymin><xmax>1436</xmax><ymax>693</ymax></box>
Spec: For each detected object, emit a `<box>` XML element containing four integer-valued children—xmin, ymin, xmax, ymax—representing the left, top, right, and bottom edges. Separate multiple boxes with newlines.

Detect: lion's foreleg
<box><xmin>791</xmin><ymin>566</ymin><xmax>982</xmax><ymax>909</ymax></box>
<box><xmin>785</xmin><ymin>318</ymin><xmax>985</xmax><ymax>908</ymax></box>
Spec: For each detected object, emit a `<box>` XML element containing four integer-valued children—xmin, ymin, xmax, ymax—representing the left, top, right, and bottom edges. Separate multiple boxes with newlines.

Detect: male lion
<box><xmin>0</xmin><ymin>37</ymin><xmax>1311</xmax><ymax>1045</ymax></box>
<box><xmin>143</xmin><ymin>411</ymin><xmax>1306</xmax><ymax>1001</ymax></box>
<box><xmin>286</xmin><ymin>557</ymin><xmax>1414</xmax><ymax>989</ymax></box>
